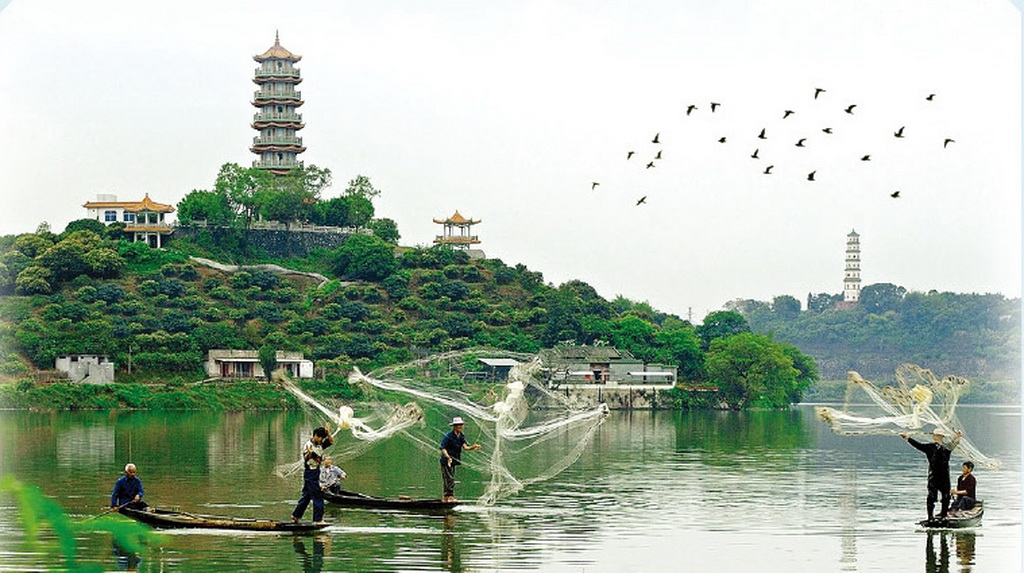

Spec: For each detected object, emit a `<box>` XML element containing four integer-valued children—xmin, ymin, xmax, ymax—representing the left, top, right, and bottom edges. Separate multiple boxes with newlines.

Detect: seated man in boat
<box><xmin>319</xmin><ymin>456</ymin><xmax>347</xmax><ymax>495</ymax></box>
<box><xmin>949</xmin><ymin>461</ymin><xmax>977</xmax><ymax>515</ymax></box>
<box><xmin>110</xmin><ymin>463</ymin><xmax>147</xmax><ymax>510</ymax></box>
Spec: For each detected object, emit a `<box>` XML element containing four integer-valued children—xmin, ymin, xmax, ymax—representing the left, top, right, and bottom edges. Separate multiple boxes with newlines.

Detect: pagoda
<box><xmin>843</xmin><ymin>229</ymin><xmax>861</xmax><ymax>303</ymax></box>
<box><xmin>251</xmin><ymin>32</ymin><xmax>306</xmax><ymax>175</ymax></box>
<box><xmin>433</xmin><ymin>211</ymin><xmax>481</xmax><ymax>249</ymax></box>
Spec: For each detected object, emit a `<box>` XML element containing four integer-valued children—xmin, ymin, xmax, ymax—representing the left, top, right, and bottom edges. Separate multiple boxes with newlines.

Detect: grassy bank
<box><xmin>0</xmin><ymin>377</ymin><xmax>364</xmax><ymax>410</ymax></box>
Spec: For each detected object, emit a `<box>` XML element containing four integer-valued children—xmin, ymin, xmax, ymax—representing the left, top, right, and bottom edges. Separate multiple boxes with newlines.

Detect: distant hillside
<box><xmin>728</xmin><ymin>288</ymin><xmax>1021</xmax><ymax>387</ymax></box>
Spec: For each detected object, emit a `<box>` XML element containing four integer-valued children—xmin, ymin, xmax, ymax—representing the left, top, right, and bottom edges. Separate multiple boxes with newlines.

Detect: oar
<box><xmin>83</xmin><ymin>501</ymin><xmax>131</xmax><ymax>521</ymax></box>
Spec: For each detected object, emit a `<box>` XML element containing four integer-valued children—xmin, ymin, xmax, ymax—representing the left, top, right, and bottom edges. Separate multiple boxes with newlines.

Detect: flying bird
<box><xmin>814</xmin><ymin>88</ymin><xmax>826</xmax><ymax>99</ymax></box>
<box><xmin>844</xmin><ymin>104</ymin><xmax>857</xmax><ymax>114</ymax></box>
<box><xmin>795</xmin><ymin>138</ymin><xmax>807</xmax><ymax>147</ymax></box>
<box><xmin>926</xmin><ymin>94</ymin><xmax>936</xmax><ymax>101</ymax></box>
<box><xmin>894</xmin><ymin>126</ymin><xmax>905</xmax><ymax>138</ymax></box>
<box><xmin>764</xmin><ymin>165</ymin><xmax>774</xmax><ymax>175</ymax></box>
<box><xmin>591</xmin><ymin>182</ymin><xmax>600</xmax><ymax>190</ymax></box>
<box><xmin>652</xmin><ymin>133</ymin><xmax>661</xmax><ymax>144</ymax></box>
<box><xmin>636</xmin><ymin>196</ymin><xmax>647</xmax><ymax>206</ymax></box>
<box><xmin>627</xmin><ymin>151</ymin><xmax>635</xmax><ymax>160</ymax></box>
<box><xmin>646</xmin><ymin>161</ymin><xmax>655</xmax><ymax>169</ymax></box>
<box><xmin>944</xmin><ymin>138</ymin><xmax>956</xmax><ymax>148</ymax></box>
<box><xmin>710</xmin><ymin>102</ymin><xmax>721</xmax><ymax>112</ymax></box>
<box><xmin>751</xmin><ymin>148</ymin><xmax>760</xmax><ymax>159</ymax></box>
<box><xmin>807</xmin><ymin>171</ymin><xmax>816</xmax><ymax>181</ymax></box>
<box><xmin>686</xmin><ymin>105</ymin><xmax>697</xmax><ymax>116</ymax></box>
<box><xmin>783</xmin><ymin>110</ymin><xmax>795</xmax><ymax>119</ymax></box>
<box><xmin>718</xmin><ymin>137</ymin><xmax>727</xmax><ymax>143</ymax></box>
<box><xmin>891</xmin><ymin>190</ymin><xmax>901</xmax><ymax>198</ymax></box>
<box><xmin>655</xmin><ymin>150</ymin><xmax>662</xmax><ymax>159</ymax></box>
<box><xmin>822</xmin><ymin>127</ymin><xmax>833</xmax><ymax>134</ymax></box>
<box><xmin>861</xmin><ymin>155</ymin><xmax>871</xmax><ymax>161</ymax></box>
<box><xmin>758</xmin><ymin>128</ymin><xmax>767</xmax><ymax>140</ymax></box>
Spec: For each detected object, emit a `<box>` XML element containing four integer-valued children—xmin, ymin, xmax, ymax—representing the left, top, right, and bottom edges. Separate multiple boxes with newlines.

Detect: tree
<box><xmin>14</xmin><ymin>266</ymin><xmax>52</xmax><ymax>295</ymax></box>
<box><xmin>696</xmin><ymin>310</ymin><xmax>751</xmax><ymax>349</ymax></box>
<box><xmin>83</xmin><ymin>248</ymin><xmax>126</xmax><ymax>279</ymax></box>
<box><xmin>654</xmin><ymin>326</ymin><xmax>706</xmax><ymax>381</ymax></box>
<box><xmin>806</xmin><ymin>292</ymin><xmax>843</xmax><ymax>314</ymax></box>
<box><xmin>329</xmin><ymin>234</ymin><xmax>397</xmax><ymax>281</ymax></box>
<box><xmin>771</xmin><ymin>295</ymin><xmax>802</xmax><ymax>320</ymax></box>
<box><xmin>177</xmin><ymin>190</ymin><xmax>236</xmax><ymax>226</ymax></box>
<box><xmin>61</xmin><ymin>219</ymin><xmax>107</xmax><ymax>237</ymax></box>
<box><xmin>346</xmin><ymin>196</ymin><xmax>375</xmax><ymax>228</ymax></box>
<box><xmin>214</xmin><ymin>163</ymin><xmax>273</xmax><ymax>226</ymax></box>
<box><xmin>779</xmin><ymin>343</ymin><xmax>818</xmax><ymax>403</ymax></box>
<box><xmin>310</xmin><ymin>197</ymin><xmax>350</xmax><ymax>227</ymax></box>
<box><xmin>367</xmin><ymin>218</ymin><xmax>400</xmax><ymax>243</ymax></box>
<box><xmin>344</xmin><ymin>175</ymin><xmax>381</xmax><ymax>200</ymax></box>
<box><xmin>705</xmin><ymin>333</ymin><xmax>800</xmax><ymax>409</ymax></box>
<box><xmin>13</xmin><ymin>234</ymin><xmax>53</xmax><ymax>258</ymax></box>
<box><xmin>860</xmin><ymin>283</ymin><xmax>907</xmax><ymax>314</ymax></box>
<box><xmin>258</xmin><ymin>344</ymin><xmax>277</xmax><ymax>381</ymax></box>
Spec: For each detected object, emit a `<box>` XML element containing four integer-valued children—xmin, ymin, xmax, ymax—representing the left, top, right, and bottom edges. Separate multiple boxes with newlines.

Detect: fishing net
<box><xmin>273</xmin><ymin>372</ymin><xmax>426</xmax><ymax>478</ymax></box>
<box><xmin>816</xmin><ymin>364</ymin><xmax>1000</xmax><ymax>469</ymax></box>
<box><xmin>288</xmin><ymin>348</ymin><xmax>609</xmax><ymax>504</ymax></box>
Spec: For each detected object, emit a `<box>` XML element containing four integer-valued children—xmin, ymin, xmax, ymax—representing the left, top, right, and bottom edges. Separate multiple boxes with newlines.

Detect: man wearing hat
<box><xmin>899</xmin><ymin>427</ymin><xmax>962</xmax><ymax>521</ymax></box>
<box><xmin>439</xmin><ymin>416</ymin><xmax>482</xmax><ymax>502</ymax></box>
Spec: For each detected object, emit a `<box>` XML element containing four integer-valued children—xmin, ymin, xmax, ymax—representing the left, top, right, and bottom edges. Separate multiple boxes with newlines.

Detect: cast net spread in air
<box><xmin>816</xmin><ymin>364</ymin><xmax>1000</xmax><ymax>469</ymax></box>
<box><xmin>276</xmin><ymin>349</ymin><xmax>610</xmax><ymax>503</ymax></box>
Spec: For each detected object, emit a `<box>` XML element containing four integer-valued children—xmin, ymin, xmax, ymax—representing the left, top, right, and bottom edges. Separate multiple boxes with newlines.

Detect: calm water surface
<box><xmin>0</xmin><ymin>405</ymin><xmax>1019</xmax><ymax>572</ymax></box>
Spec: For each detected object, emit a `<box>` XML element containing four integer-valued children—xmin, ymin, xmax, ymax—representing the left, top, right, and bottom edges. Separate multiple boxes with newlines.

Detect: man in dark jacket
<box><xmin>899</xmin><ymin>428</ymin><xmax>962</xmax><ymax>520</ymax></box>
<box><xmin>950</xmin><ymin>460</ymin><xmax>977</xmax><ymax>513</ymax></box>
<box><xmin>110</xmin><ymin>463</ymin><xmax>146</xmax><ymax>510</ymax></box>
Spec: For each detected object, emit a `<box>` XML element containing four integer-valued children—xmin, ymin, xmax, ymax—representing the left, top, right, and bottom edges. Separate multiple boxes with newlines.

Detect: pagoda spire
<box><xmin>250</xmin><ymin>34</ymin><xmax>306</xmax><ymax>175</ymax></box>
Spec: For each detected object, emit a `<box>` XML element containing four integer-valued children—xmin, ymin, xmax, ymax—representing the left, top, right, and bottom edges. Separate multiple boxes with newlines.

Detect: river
<box><xmin>0</xmin><ymin>405</ymin><xmax>1019</xmax><ymax>572</ymax></box>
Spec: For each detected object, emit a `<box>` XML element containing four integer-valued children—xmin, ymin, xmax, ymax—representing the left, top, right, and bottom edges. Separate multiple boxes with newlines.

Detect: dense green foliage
<box><xmin>729</xmin><ymin>286</ymin><xmax>1020</xmax><ymax>383</ymax></box>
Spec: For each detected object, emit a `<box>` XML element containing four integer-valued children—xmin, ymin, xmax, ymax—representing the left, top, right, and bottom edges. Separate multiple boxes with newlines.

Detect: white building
<box><xmin>83</xmin><ymin>193</ymin><xmax>175</xmax><ymax>248</ymax></box>
<box><xmin>55</xmin><ymin>354</ymin><xmax>115</xmax><ymax>384</ymax></box>
<box><xmin>205</xmin><ymin>349</ymin><xmax>314</xmax><ymax>379</ymax></box>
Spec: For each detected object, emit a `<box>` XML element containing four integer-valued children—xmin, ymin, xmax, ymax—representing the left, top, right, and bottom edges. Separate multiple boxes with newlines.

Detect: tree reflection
<box><xmin>674</xmin><ymin>409</ymin><xmax>811</xmax><ymax>458</ymax></box>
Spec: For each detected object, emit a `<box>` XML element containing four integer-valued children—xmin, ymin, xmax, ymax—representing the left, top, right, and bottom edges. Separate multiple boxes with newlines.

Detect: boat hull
<box><xmin>918</xmin><ymin>502</ymin><xmax>984</xmax><ymax>529</ymax></box>
<box><xmin>120</xmin><ymin>506</ymin><xmax>329</xmax><ymax>532</ymax></box>
<box><xmin>323</xmin><ymin>489</ymin><xmax>458</xmax><ymax>511</ymax></box>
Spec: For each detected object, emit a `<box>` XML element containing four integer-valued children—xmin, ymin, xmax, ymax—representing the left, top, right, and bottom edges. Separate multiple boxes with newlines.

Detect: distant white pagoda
<box><xmin>251</xmin><ymin>33</ymin><xmax>306</xmax><ymax>175</ymax></box>
<box><xmin>843</xmin><ymin>230</ymin><xmax>861</xmax><ymax>303</ymax></box>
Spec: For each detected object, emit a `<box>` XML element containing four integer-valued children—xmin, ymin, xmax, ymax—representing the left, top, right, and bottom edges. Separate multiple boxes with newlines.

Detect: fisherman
<box><xmin>949</xmin><ymin>461</ymin><xmax>977</xmax><ymax>514</ymax></box>
<box><xmin>110</xmin><ymin>463</ymin><xmax>147</xmax><ymax>510</ymax></box>
<box><xmin>319</xmin><ymin>456</ymin><xmax>347</xmax><ymax>495</ymax></box>
<box><xmin>439</xmin><ymin>416</ymin><xmax>482</xmax><ymax>503</ymax></box>
<box><xmin>899</xmin><ymin>427</ymin><xmax>962</xmax><ymax>521</ymax></box>
<box><xmin>291</xmin><ymin>424</ymin><xmax>333</xmax><ymax>525</ymax></box>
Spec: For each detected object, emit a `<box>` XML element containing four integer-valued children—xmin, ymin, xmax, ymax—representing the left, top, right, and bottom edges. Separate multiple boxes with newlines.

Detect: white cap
<box><xmin>449</xmin><ymin>416</ymin><xmax>466</xmax><ymax>426</ymax></box>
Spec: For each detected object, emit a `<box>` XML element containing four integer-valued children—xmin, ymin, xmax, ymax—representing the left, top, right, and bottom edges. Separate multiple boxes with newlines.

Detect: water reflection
<box><xmin>111</xmin><ymin>541</ymin><xmax>141</xmax><ymax>571</ymax></box>
<box><xmin>440</xmin><ymin>513</ymin><xmax>462</xmax><ymax>572</ymax></box>
<box><xmin>675</xmin><ymin>409</ymin><xmax>811</xmax><ymax>456</ymax></box>
<box><xmin>292</xmin><ymin>534</ymin><xmax>328</xmax><ymax>573</ymax></box>
<box><xmin>925</xmin><ymin>531</ymin><xmax>977</xmax><ymax>573</ymax></box>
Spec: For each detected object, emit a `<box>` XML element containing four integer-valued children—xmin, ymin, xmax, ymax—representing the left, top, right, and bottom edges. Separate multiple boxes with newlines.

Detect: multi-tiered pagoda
<box><xmin>251</xmin><ymin>33</ymin><xmax>306</xmax><ymax>175</ymax></box>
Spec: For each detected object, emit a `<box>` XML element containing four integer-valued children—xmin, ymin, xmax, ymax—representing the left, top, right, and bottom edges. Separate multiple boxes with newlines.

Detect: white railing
<box><xmin>253</xmin><ymin>112</ymin><xmax>303</xmax><ymax>122</ymax></box>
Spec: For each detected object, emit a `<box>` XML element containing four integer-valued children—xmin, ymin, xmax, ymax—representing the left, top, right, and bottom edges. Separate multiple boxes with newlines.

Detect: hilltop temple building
<box><xmin>83</xmin><ymin>193</ymin><xmax>175</xmax><ymax>248</ymax></box>
<box><xmin>433</xmin><ymin>211</ymin><xmax>481</xmax><ymax>250</ymax></box>
<box><xmin>251</xmin><ymin>33</ymin><xmax>306</xmax><ymax>175</ymax></box>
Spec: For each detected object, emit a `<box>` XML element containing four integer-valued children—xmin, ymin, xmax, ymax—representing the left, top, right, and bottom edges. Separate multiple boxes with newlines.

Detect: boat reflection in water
<box><xmin>925</xmin><ymin>530</ymin><xmax>977</xmax><ymax>573</ymax></box>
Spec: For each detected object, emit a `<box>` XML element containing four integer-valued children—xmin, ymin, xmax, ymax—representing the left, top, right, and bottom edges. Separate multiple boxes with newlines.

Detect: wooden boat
<box><xmin>119</xmin><ymin>506</ymin><xmax>330</xmax><ymax>532</ymax></box>
<box><xmin>323</xmin><ymin>489</ymin><xmax>459</xmax><ymax>511</ymax></box>
<box><xmin>918</xmin><ymin>501</ymin><xmax>984</xmax><ymax>529</ymax></box>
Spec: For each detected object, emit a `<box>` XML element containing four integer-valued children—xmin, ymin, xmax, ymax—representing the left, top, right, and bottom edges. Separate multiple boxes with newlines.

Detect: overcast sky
<box><xmin>0</xmin><ymin>0</ymin><xmax>1019</xmax><ymax>320</ymax></box>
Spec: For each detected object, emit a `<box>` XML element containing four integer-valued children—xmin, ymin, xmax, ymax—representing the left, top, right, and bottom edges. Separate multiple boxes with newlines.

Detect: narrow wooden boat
<box><xmin>119</xmin><ymin>506</ymin><xmax>329</xmax><ymax>532</ymax></box>
<box><xmin>918</xmin><ymin>501</ymin><xmax>984</xmax><ymax>529</ymax></box>
<box><xmin>323</xmin><ymin>489</ymin><xmax>459</xmax><ymax>511</ymax></box>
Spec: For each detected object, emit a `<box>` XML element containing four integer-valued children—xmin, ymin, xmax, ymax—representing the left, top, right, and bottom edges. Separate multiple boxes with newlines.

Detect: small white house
<box><xmin>55</xmin><ymin>354</ymin><xmax>115</xmax><ymax>384</ymax></box>
<box><xmin>205</xmin><ymin>349</ymin><xmax>314</xmax><ymax>379</ymax></box>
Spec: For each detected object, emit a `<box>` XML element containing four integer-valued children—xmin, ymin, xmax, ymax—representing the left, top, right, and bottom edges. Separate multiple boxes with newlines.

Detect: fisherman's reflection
<box><xmin>441</xmin><ymin>512</ymin><xmax>463</xmax><ymax>572</ymax></box>
<box><xmin>111</xmin><ymin>541</ymin><xmax>141</xmax><ymax>571</ymax></box>
<box><xmin>953</xmin><ymin>531</ymin><xmax>976</xmax><ymax>571</ymax></box>
<box><xmin>925</xmin><ymin>531</ymin><xmax>950</xmax><ymax>573</ymax></box>
<box><xmin>293</xmin><ymin>534</ymin><xmax>328</xmax><ymax>573</ymax></box>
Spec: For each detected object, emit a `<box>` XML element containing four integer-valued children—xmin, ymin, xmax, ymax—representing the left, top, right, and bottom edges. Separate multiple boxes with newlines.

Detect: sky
<box><xmin>0</xmin><ymin>0</ymin><xmax>1020</xmax><ymax>321</ymax></box>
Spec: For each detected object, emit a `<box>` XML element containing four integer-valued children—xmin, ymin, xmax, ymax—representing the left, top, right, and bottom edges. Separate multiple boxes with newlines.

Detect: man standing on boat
<box><xmin>440</xmin><ymin>416</ymin><xmax>482</xmax><ymax>502</ymax></box>
<box><xmin>899</xmin><ymin>427</ymin><xmax>962</xmax><ymax>521</ymax></box>
<box><xmin>110</xmin><ymin>463</ymin><xmax>146</xmax><ymax>510</ymax></box>
<box><xmin>291</xmin><ymin>424</ymin><xmax>333</xmax><ymax>525</ymax></box>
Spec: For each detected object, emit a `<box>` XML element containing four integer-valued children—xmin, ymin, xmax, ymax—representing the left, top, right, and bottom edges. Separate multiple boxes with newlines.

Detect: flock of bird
<box><xmin>591</xmin><ymin>87</ymin><xmax>957</xmax><ymax>206</ymax></box>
